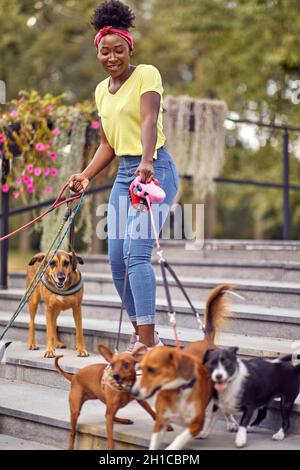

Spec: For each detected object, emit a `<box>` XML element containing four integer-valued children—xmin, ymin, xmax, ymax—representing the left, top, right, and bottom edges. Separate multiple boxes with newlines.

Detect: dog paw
<box><xmin>272</xmin><ymin>428</ymin><xmax>285</xmax><ymax>441</ymax></box>
<box><xmin>167</xmin><ymin>424</ymin><xmax>174</xmax><ymax>432</ymax></box>
<box><xmin>197</xmin><ymin>429</ymin><xmax>210</xmax><ymax>439</ymax></box>
<box><xmin>54</xmin><ymin>342</ymin><xmax>66</xmax><ymax>349</ymax></box>
<box><xmin>227</xmin><ymin>421</ymin><xmax>239</xmax><ymax>432</ymax></box>
<box><xmin>77</xmin><ymin>349</ymin><xmax>89</xmax><ymax>357</ymax></box>
<box><xmin>44</xmin><ymin>349</ymin><xmax>56</xmax><ymax>358</ymax></box>
<box><xmin>28</xmin><ymin>344</ymin><xmax>40</xmax><ymax>350</ymax></box>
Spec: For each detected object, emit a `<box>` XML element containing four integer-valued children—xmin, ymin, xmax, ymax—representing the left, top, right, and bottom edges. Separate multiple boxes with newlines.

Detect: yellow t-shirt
<box><xmin>95</xmin><ymin>64</ymin><xmax>166</xmax><ymax>159</ymax></box>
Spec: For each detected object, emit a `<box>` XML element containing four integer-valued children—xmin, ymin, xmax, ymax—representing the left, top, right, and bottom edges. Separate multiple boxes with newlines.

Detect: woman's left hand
<box><xmin>134</xmin><ymin>160</ymin><xmax>154</xmax><ymax>183</ymax></box>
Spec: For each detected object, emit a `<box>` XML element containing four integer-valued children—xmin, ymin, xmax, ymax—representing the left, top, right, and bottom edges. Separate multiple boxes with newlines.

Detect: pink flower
<box><xmin>34</xmin><ymin>168</ymin><xmax>42</xmax><ymax>176</ymax></box>
<box><xmin>35</xmin><ymin>142</ymin><xmax>45</xmax><ymax>152</ymax></box>
<box><xmin>52</xmin><ymin>128</ymin><xmax>61</xmax><ymax>136</ymax></box>
<box><xmin>91</xmin><ymin>121</ymin><xmax>100</xmax><ymax>129</ymax></box>
<box><xmin>0</xmin><ymin>134</ymin><xmax>5</xmax><ymax>143</ymax></box>
<box><xmin>44</xmin><ymin>186</ymin><xmax>53</xmax><ymax>195</ymax></box>
<box><xmin>16</xmin><ymin>177</ymin><xmax>22</xmax><ymax>184</ymax></box>
<box><xmin>1</xmin><ymin>184</ymin><xmax>9</xmax><ymax>193</ymax></box>
<box><xmin>43</xmin><ymin>144</ymin><xmax>50</xmax><ymax>150</ymax></box>
<box><xmin>12</xmin><ymin>191</ymin><xmax>20</xmax><ymax>199</ymax></box>
<box><xmin>26</xmin><ymin>184</ymin><xmax>35</xmax><ymax>193</ymax></box>
<box><xmin>10</xmin><ymin>109</ymin><xmax>18</xmax><ymax>118</ymax></box>
<box><xmin>49</xmin><ymin>139</ymin><xmax>54</xmax><ymax>145</ymax></box>
<box><xmin>50</xmin><ymin>168</ymin><xmax>58</xmax><ymax>176</ymax></box>
<box><xmin>49</xmin><ymin>152</ymin><xmax>57</xmax><ymax>160</ymax></box>
<box><xmin>27</xmin><ymin>164</ymin><xmax>34</xmax><ymax>173</ymax></box>
<box><xmin>45</xmin><ymin>105</ymin><xmax>53</xmax><ymax>112</ymax></box>
<box><xmin>23</xmin><ymin>175</ymin><xmax>31</xmax><ymax>184</ymax></box>
<box><xmin>18</xmin><ymin>96</ymin><xmax>25</xmax><ymax>103</ymax></box>
<box><xmin>43</xmin><ymin>168</ymin><xmax>50</xmax><ymax>175</ymax></box>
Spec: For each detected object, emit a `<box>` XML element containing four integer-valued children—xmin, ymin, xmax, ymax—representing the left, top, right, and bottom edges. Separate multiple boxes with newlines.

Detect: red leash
<box><xmin>0</xmin><ymin>183</ymin><xmax>81</xmax><ymax>242</ymax></box>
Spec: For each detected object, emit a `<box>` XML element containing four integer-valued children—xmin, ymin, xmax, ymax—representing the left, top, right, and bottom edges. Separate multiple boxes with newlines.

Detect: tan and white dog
<box><xmin>132</xmin><ymin>346</ymin><xmax>212</xmax><ymax>450</ymax></box>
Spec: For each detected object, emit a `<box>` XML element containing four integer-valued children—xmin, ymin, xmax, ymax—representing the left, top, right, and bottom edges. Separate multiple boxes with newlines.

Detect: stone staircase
<box><xmin>0</xmin><ymin>239</ymin><xmax>300</xmax><ymax>450</ymax></box>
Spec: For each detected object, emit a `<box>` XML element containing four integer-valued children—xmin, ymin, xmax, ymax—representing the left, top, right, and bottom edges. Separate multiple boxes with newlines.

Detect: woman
<box><xmin>69</xmin><ymin>0</ymin><xmax>179</xmax><ymax>351</ymax></box>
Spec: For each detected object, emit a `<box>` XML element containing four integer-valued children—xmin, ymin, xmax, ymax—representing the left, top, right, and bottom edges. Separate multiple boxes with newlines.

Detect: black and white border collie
<box><xmin>203</xmin><ymin>347</ymin><xmax>300</xmax><ymax>448</ymax></box>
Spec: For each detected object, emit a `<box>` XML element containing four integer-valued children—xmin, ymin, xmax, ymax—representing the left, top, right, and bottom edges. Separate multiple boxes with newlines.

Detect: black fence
<box><xmin>1</xmin><ymin>117</ymin><xmax>300</xmax><ymax>289</ymax></box>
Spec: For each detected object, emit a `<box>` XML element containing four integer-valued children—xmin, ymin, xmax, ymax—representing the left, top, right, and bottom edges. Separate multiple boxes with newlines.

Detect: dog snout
<box><xmin>131</xmin><ymin>385</ymin><xmax>140</xmax><ymax>398</ymax></box>
<box><xmin>113</xmin><ymin>373</ymin><xmax>120</xmax><ymax>382</ymax></box>
<box><xmin>57</xmin><ymin>272</ymin><xmax>66</xmax><ymax>282</ymax></box>
<box><xmin>215</xmin><ymin>373</ymin><xmax>223</xmax><ymax>381</ymax></box>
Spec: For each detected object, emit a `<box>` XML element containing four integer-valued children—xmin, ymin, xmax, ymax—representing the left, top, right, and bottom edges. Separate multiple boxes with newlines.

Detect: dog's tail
<box><xmin>204</xmin><ymin>284</ymin><xmax>236</xmax><ymax>343</ymax></box>
<box><xmin>54</xmin><ymin>355</ymin><xmax>73</xmax><ymax>382</ymax></box>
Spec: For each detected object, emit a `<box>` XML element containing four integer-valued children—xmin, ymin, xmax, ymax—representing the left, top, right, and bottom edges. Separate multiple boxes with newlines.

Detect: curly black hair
<box><xmin>91</xmin><ymin>0</ymin><xmax>135</xmax><ymax>31</ymax></box>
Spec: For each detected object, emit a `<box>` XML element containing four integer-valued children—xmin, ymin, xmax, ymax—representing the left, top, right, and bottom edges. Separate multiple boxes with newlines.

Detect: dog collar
<box><xmin>101</xmin><ymin>365</ymin><xmax>134</xmax><ymax>393</ymax></box>
<box><xmin>41</xmin><ymin>271</ymin><xmax>83</xmax><ymax>296</ymax></box>
<box><xmin>146</xmin><ymin>376</ymin><xmax>196</xmax><ymax>400</ymax></box>
<box><xmin>178</xmin><ymin>376</ymin><xmax>196</xmax><ymax>392</ymax></box>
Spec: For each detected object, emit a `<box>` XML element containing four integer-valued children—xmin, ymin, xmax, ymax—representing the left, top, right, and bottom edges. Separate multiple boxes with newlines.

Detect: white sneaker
<box><xmin>126</xmin><ymin>332</ymin><xmax>138</xmax><ymax>353</ymax></box>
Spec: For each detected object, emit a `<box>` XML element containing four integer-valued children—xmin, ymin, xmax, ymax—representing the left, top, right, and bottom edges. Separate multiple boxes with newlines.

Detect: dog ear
<box><xmin>178</xmin><ymin>353</ymin><xmax>195</xmax><ymax>381</ymax></box>
<box><xmin>97</xmin><ymin>344</ymin><xmax>114</xmax><ymax>362</ymax></box>
<box><xmin>68</xmin><ymin>253</ymin><xmax>84</xmax><ymax>266</ymax></box>
<box><xmin>229</xmin><ymin>346</ymin><xmax>239</xmax><ymax>356</ymax></box>
<box><xmin>132</xmin><ymin>344</ymin><xmax>148</xmax><ymax>363</ymax></box>
<box><xmin>28</xmin><ymin>253</ymin><xmax>45</xmax><ymax>266</ymax></box>
<box><xmin>203</xmin><ymin>349</ymin><xmax>214</xmax><ymax>364</ymax></box>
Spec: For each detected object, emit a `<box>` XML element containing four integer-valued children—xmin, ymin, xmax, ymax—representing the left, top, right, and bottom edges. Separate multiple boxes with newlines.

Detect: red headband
<box><xmin>94</xmin><ymin>26</ymin><xmax>134</xmax><ymax>51</ymax></box>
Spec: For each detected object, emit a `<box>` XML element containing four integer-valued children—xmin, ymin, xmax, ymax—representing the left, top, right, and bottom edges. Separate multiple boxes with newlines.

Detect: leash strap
<box><xmin>115</xmin><ymin>218</ymin><xmax>135</xmax><ymax>354</ymax></box>
<box><xmin>146</xmin><ymin>196</ymin><xmax>181</xmax><ymax>349</ymax></box>
<box><xmin>161</xmin><ymin>260</ymin><xmax>205</xmax><ymax>333</ymax></box>
<box><xmin>0</xmin><ymin>183</ymin><xmax>81</xmax><ymax>242</ymax></box>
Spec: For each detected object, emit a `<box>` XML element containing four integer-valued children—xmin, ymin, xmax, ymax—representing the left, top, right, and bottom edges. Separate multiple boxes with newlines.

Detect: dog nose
<box><xmin>57</xmin><ymin>273</ymin><xmax>65</xmax><ymax>282</ymax></box>
<box><xmin>215</xmin><ymin>373</ymin><xmax>223</xmax><ymax>381</ymax></box>
<box><xmin>131</xmin><ymin>386</ymin><xmax>139</xmax><ymax>397</ymax></box>
<box><xmin>113</xmin><ymin>374</ymin><xmax>120</xmax><ymax>381</ymax></box>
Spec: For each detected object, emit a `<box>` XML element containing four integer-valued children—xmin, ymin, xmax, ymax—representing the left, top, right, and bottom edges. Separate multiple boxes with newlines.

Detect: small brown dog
<box><xmin>27</xmin><ymin>249</ymin><xmax>88</xmax><ymax>358</ymax></box>
<box><xmin>55</xmin><ymin>344</ymin><xmax>156</xmax><ymax>450</ymax></box>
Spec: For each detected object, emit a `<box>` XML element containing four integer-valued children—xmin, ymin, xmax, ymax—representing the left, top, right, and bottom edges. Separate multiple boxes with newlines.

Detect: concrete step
<box><xmin>0</xmin><ymin>378</ymin><xmax>299</xmax><ymax>449</ymax></box>
<box><xmin>0</xmin><ymin>315</ymin><xmax>297</xmax><ymax>363</ymax></box>
<box><xmin>159</xmin><ymin>239</ymin><xmax>300</xmax><ymax>262</ymax></box>
<box><xmin>79</xmin><ymin>254</ymin><xmax>300</xmax><ymax>282</ymax></box>
<box><xmin>9</xmin><ymin>271</ymin><xmax>300</xmax><ymax>309</ymax></box>
<box><xmin>1</xmin><ymin>287</ymin><xmax>300</xmax><ymax>339</ymax></box>
<box><xmin>0</xmin><ymin>434</ymin><xmax>61</xmax><ymax>450</ymax></box>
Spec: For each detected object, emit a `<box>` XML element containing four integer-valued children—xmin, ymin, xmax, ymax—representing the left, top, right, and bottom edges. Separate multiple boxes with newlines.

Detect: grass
<box><xmin>8</xmin><ymin>250</ymin><xmax>36</xmax><ymax>272</ymax></box>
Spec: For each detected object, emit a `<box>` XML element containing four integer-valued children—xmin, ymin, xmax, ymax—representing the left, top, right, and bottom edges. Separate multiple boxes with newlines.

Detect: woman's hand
<box><xmin>69</xmin><ymin>173</ymin><xmax>90</xmax><ymax>193</ymax></box>
<box><xmin>134</xmin><ymin>161</ymin><xmax>154</xmax><ymax>183</ymax></box>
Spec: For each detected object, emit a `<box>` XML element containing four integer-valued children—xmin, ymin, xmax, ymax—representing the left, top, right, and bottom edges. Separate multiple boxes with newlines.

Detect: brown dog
<box><xmin>26</xmin><ymin>250</ymin><xmax>88</xmax><ymax>358</ymax></box>
<box><xmin>55</xmin><ymin>344</ymin><xmax>156</xmax><ymax>450</ymax></box>
<box><xmin>131</xmin><ymin>284</ymin><xmax>237</xmax><ymax>449</ymax></box>
<box><xmin>132</xmin><ymin>346</ymin><xmax>212</xmax><ymax>449</ymax></box>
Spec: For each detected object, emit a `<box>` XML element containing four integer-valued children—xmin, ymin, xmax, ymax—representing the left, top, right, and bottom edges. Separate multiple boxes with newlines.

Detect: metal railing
<box><xmin>1</xmin><ymin>116</ymin><xmax>300</xmax><ymax>289</ymax></box>
<box><xmin>215</xmin><ymin>118</ymin><xmax>300</xmax><ymax>241</ymax></box>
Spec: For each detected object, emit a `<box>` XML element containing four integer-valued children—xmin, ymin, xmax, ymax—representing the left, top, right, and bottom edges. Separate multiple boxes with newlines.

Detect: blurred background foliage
<box><xmin>1</xmin><ymin>0</ymin><xmax>300</xmax><ymax>241</ymax></box>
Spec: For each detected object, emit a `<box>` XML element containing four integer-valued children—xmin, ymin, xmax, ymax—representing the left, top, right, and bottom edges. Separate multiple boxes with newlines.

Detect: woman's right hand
<box><xmin>68</xmin><ymin>173</ymin><xmax>90</xmax><ymax>193</ymax></box>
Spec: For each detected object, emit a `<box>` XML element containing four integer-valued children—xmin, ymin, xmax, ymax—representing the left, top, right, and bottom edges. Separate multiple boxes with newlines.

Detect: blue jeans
<box><xmin>107</xmin><ymin>146</ymin><xmax>179</xmax><ymax>325</ymax></box>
